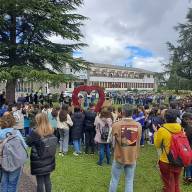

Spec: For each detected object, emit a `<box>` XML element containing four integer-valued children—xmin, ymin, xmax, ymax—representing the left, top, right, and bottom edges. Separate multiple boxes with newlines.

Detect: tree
<box><xmin>0</xmin><ymin>0</ymin><xmax>87</xmax><ymax>104</ymax></box>
<box><xmin>167</xmin><ymin>8</ymin><xmax>192</xmax><ymax>81</ymax></box>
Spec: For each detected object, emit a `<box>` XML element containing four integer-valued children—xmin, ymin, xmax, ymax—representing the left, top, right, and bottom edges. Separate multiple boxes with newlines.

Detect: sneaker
<box><xmin>58</xmin><ymin>152</ymin><xmax>63</xmax><ymax>156</ymax></box>
<box><xmin>141</xmin><ymin>145</ymin><xmax>145</xmax><ymax>147</ymax></box>
<box><xmin>97</xmin><ymin>162</ymin><xmax>102</xmax><ymax>166</ymax></box>
<box><xmin>73</xmin><ymin>152</ymin><xmax>79</xmax><ymax>156</ymax></box>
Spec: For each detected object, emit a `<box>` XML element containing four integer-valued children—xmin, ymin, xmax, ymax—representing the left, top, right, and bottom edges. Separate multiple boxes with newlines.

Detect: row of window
<box><xmin>91</xmin><ymin>72</ymin><xmax>152</xmax><ymax>79</ymax></box>
<box><xmin>90</xmin><ymin>82</ymin><xmax>154</xmax><ymax>89</ymax></box>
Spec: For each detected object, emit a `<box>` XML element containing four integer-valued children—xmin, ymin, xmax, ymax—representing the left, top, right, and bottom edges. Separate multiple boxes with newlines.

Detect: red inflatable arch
<box><xmin>72</xmin><ymin>85</ymin><xmax>105</xmax><ymax>112</ymax></box>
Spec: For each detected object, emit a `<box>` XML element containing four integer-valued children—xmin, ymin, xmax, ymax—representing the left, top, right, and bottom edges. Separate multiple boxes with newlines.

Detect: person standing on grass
<box><xmin>94</xmin><ymin>108</ymin><xmax>112</xmax><ymax>166</ymax></box>
<box><xmin>71</xmin><ymin>106</ymin><xmax>85</xmax><ymax>156</ymax></box>
<box><xmin>109</xmin><ymin>105</ymin><xmax>142</xmax><ymax>192</ymax></box>
<box><xmin>57</xmin><ymin>104</ymin><xmax>73</xmax><ymax>156</ymax></box>
<box><xmin>84</xmin><ymin>103</ymin><xmax>97</xmax><ymax>154</ymax></box>
<box><xmin>26</xmin><ymin>113</ymin><xmax>57</xmax><ymax>192</ymax></box>
<box><xmin>181</xmin><ymin>112</ymin><xmax>192</xmax><ymax>184</ymax></box>
<box><xmin>0</xmin><ymin>114</ymin><xmax>27</xmax><ymax>192</ymax></box>
<box><xmin>154</xmin><ymin>109</ymin><xmax>183</xmax><ymax>192</ymax></box>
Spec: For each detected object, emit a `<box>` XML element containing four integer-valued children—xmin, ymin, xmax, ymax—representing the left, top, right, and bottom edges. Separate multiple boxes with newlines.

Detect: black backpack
<box><xmin>40</xmin><ymin>135</ymin><xmax>57</xmax><ymax>159</ymax></box>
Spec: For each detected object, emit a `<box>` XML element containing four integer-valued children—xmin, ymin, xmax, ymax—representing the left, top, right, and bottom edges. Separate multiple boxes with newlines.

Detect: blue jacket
<box><xmin>0</xmin><ymin>128</ymin><xmax>27</xmax><ymax>148</ymax></box>
<box><xmin>48</xmin><ymin>112</ymin><xmax>57</xmax><ymax>129</ymax></box>
<box><xmin>132</xmin><ymin>112</ymin><xmax>145</xmax><ymax>126</ymax></box>
<box><xmin>24</xmin><ymin>116</ymin><xmax>30</xmax><ymax>128</ymax></box>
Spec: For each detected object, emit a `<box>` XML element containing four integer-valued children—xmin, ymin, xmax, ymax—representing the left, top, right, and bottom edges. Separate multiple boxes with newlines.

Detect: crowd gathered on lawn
<box><xmin>0</xmin><ymin>90</ymin><xmax>192</xmax><ymax>192</ymax></box>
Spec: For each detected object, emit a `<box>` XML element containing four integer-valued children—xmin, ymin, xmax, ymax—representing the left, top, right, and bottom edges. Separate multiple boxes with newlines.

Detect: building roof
<box><xmin>90</xmin><ymin>62</ymin><xmax>155</xmax><ymax>74</ymax></box>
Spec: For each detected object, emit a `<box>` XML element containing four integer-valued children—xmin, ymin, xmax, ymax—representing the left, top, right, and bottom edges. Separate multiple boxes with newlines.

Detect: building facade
<box><xmin>87</xmin><ymin>63</ymin><xmax>155</xmax><ymax>91</ymax></box>
<box><xmin>0</xmin><ymin>63</ymin><xmax>156</xmax><ymax>95</ymax></box>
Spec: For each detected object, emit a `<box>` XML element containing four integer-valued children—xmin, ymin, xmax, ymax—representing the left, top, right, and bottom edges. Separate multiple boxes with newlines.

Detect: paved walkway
<box><xmin>19</xmin><ymin>167</ymin><xmax>36</xmax><ymax>192</ymax></box>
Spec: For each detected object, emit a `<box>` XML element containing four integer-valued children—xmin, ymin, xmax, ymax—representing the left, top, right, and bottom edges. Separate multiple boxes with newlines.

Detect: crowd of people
<box><xmin>0</xmin><ymin>92</ymin><xmax>192</xmax><ymax>192</ymax></box>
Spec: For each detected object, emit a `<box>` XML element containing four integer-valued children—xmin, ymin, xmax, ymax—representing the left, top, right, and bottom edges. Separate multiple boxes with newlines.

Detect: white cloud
<box><xmin>49</xmin><ymin>0</ymin><xmax>192</xmax><ymax>72</ymax></box>
<box><xmin>132</xmin><ymin>57</ymin><xmax>166</xmax><ymax>72</ymax></box>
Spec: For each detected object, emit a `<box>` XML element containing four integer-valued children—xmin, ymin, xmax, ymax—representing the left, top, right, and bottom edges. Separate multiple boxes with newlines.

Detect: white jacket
<box><xmin>57</xmin><ymin>114</ymin><xmax>73</xmax><ymax>130</ymax></box>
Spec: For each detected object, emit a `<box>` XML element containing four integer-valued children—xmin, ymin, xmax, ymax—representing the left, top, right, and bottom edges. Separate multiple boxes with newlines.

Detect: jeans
<box><xmin>185</xmin><ymin>165</ymin><xmax>192</xmax><ymax>178</ymax></box>
<box><xmin>159</xmin><ymin>161</ymin><xmax>182</xmax><ymax>192</ymax></box>
<box><xmin>24</xmin><ymin>127</ymin><xmax>31</xmax><ymax>137</ymax></box>
<box><xmin>109</xmin><ymin>161</ymin><xmax>136</xmax><ymax>192</ymax></box>
<box><xmin>58</xmin><ymin>129</ymin><xmax>69</xmax><ymax>153</ymax></box>
<box><xmin>0</xmin><ymin>167</ymin><xmax>22</xmax><ymax>192</ymax></box>
<box><xmin>98</xmin><ymin>143</ymin><xmax>110</xmax><ymax>165</ymax></box>
<box><xmin>36</xmin><ymin>174</ymin><xmax>51</xmax><ymax>192</ymax></box>
<box><xmin>73</xmin><ymin>139</ymin><xmax>81</xmax><ymax>153</ymax></box>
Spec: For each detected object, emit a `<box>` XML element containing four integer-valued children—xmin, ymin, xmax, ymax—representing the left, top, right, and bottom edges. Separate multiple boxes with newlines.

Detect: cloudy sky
<box><xmin>53</xmin><ymin>0</ymin><xmax>191</xmax><ymax>72</ymax></box>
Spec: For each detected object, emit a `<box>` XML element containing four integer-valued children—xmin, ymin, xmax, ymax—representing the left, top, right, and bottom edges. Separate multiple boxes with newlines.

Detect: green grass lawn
<box><xmin>50</xmin><ymin>145</ymin><xmax>192</xmax><ymax>192</ymax></box>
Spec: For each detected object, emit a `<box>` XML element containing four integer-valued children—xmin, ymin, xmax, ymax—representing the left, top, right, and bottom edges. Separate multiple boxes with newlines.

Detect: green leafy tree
<box><xmin>167</xmin><ymin>8</ymin><xmax>192</xmax><ymax>81</ymax></box>
<box><xmin>0</xmin><ymin>0</ymin><xmax>87</xmax><ymax>104</ymax></box>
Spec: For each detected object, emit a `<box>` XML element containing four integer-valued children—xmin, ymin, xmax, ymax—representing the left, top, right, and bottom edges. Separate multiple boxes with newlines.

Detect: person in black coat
<box><xmin>26</xmin><ymin>113</ymin><xmax>57</xmax><ymax>192</ymax></box>
<box><xmin>84</xmin><ymin>103</ymin><xmax>97</xmax><ymax>154</ymax></box>
<box><xmin>71</xmin><ymin>106</ymin><xmax>85</xmax><ymax>156</ymax></box>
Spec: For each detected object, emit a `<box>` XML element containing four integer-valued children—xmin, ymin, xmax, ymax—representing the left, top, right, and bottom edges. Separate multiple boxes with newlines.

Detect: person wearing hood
<box><xmin>154</xmin><ymin>109</ymin><xmax>183</xmax><ymax>192</ymax></box>
<box><xmin>94</xmin><ymin>108</ymin><xmax>112</xmax><ymax>166</ymax></box>
<box><xmin>71</xmin><ymin>106</ymin><xmax>85</xmax><ymax>156</ymax></box>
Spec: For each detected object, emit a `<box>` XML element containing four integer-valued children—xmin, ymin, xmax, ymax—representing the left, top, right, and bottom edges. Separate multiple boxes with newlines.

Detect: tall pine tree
<box><xmin>167</xmin><ymin>8</ymin><xmax>192</xmax><ymax>81</ymax></box>
<box><xmin>0</xmin><ymin>0</ymin><xmax>87</xmax><ymax>103</ymax></box>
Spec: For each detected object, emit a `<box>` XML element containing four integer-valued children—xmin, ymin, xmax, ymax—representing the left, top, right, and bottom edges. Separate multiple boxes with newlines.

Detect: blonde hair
<box><xmin>35</xmin><ymin>113</ymin><xmax>53</xmax><ymax>137</ymax></box>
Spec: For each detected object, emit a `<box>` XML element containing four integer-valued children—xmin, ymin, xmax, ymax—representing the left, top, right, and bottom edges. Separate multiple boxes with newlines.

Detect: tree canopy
<box><xmin>0</xmin><ymin>0</ymin><xmax>87</xmax><ymax>103</ymax></box>
<box><xmin>167</xmin><ymin>8</ymin><xmax>192</xmax><ymax>80</ymax></box>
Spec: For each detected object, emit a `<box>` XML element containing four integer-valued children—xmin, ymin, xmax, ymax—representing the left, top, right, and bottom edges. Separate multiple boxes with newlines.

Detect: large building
<box><xmin>0</xmin><ymin>63</ymin><xmax>156</xmax><ymax>95</ymax></box>
<box><xmin>87</xmin><ymin>63</ymin><xmax>155</xmax><ymax>91</ymax></box>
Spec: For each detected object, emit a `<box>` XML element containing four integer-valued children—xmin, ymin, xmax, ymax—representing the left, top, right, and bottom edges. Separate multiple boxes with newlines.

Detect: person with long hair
<box><xmin>26</xmin><ymin>113</ymin><xmax>57</xmax><ymax>192</ymax></box>
<box><xmin>57</xmin><ymin>104</ymin><xmax>73</xmax><ymax>156</ymax></box>
<box><xmin>94</xmin><ymin>108</ymin><xmax>112</xmax><ymax>166</ymax></box>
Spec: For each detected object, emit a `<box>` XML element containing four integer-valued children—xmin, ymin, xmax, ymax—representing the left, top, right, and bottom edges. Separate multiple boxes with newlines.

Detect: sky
<box><xmin>51</xmin><ymin>0</ymin><xmax>192</xmax><ymax>72</ymax></box>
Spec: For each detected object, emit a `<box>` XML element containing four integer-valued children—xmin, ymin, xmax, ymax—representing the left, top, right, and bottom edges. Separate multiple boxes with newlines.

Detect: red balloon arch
<box><xmin>72</xmin><ymin>85</ymin><xmax>105</xmax><ymax>112</ymax></box>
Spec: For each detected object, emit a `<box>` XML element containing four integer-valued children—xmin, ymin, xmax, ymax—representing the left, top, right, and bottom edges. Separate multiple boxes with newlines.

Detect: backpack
<box><xmin>0</xmin><ymin>130</ymin><xmax>28</xmax><ymax>172</ymax></box>
<box><xmin>39</xmin><ymin>135</ymin><xmax>57</xmax><ymax>159</ymax></box>
<box><xmin>162</xmin><ymin>127</ymin><xmax>192</xmax><ymax>167</ymax></box>
<box><xmin>100</xmin><ymin>123</ymin><xmax>110</xmax><ymax>142</ymax></box>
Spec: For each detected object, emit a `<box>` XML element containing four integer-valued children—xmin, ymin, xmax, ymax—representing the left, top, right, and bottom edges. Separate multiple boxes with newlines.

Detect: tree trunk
<box><xmin>6</xmin><ymin>79</ymin><xmax>16</xmax><ymax>105</ymax></box>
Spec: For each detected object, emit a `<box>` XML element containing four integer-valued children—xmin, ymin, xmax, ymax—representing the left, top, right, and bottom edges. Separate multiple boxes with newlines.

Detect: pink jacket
<box><xmin>94</xmin><ymin>116</ymin><xmax>112</xmax><ymax>144</ymax></box>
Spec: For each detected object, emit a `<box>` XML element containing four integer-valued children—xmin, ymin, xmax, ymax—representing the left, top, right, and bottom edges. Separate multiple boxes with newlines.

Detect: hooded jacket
<box><xmin>154</xmin><ymin>123</ymin><xmax>182</xmax><ymax>163</ymax></box>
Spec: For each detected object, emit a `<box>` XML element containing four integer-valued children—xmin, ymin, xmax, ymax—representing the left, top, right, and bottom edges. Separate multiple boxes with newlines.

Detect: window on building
<box><xmin>69</xmin><ymin>82</ymin><xmax>72</xmax><ymax>88</ymax></box>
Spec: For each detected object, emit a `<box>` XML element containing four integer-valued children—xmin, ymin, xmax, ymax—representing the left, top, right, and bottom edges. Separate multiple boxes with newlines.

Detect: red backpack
<box><xmin>162</xmin><ymin>127</ymin><xmax>192</xmax><ymax>167</ymax></box>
